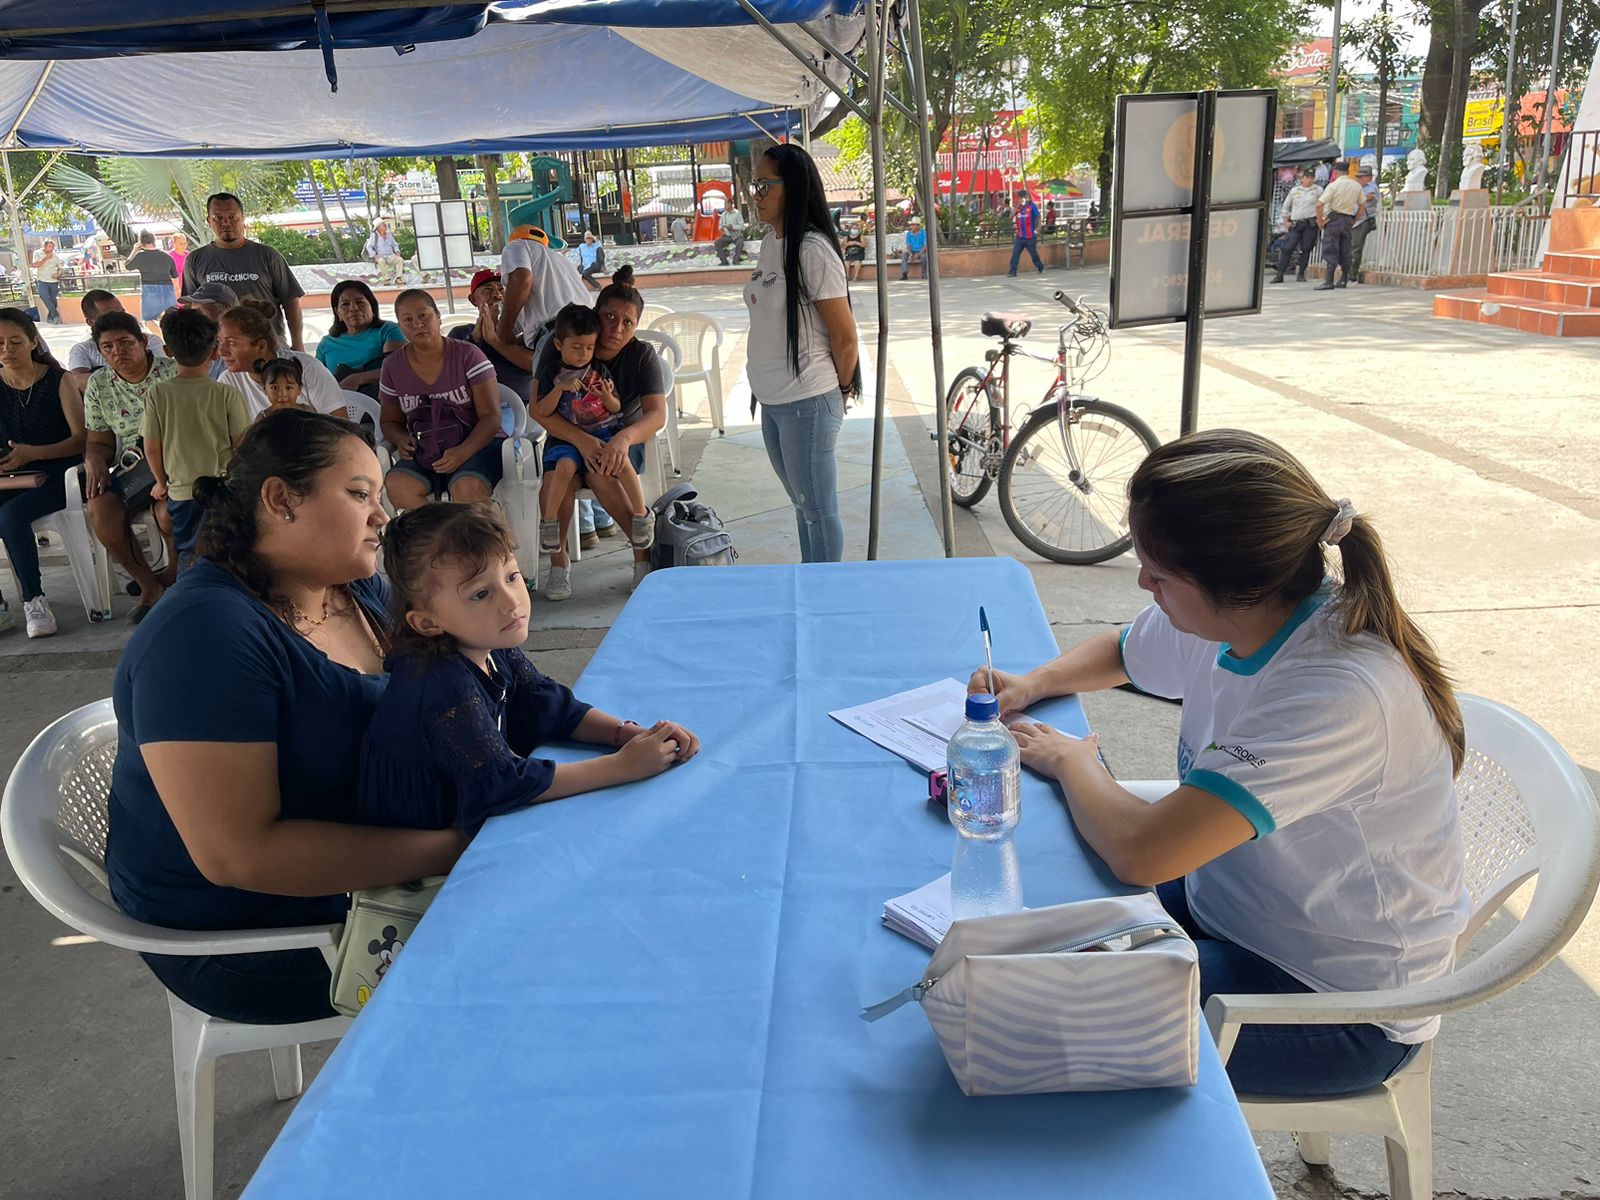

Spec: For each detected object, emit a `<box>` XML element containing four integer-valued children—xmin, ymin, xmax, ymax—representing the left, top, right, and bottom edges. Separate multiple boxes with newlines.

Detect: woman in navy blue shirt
<box><xmin>106</xmin><ymin>410</ymin><xmax>466</xmax><ymax>1024</ymax></box>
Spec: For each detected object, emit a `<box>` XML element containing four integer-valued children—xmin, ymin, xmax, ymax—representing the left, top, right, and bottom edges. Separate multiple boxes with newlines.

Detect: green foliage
<box><xmin>1021</xmin><ymin>0</ymin><xmax>1313</xmax><ymax>193</ymax></box>
<box><xmin>250</xmin><ymin>217</ymin><xmax>416</xmax><ymax>266</ymax></box>
<box><xmin>0</xmin><ymin>152</ymin><xmax>100</xmax><ymax>234</ymax></box>
<box><xmin>44</xmin><ymin>158</ymin><xmax>299</xmax><ymax>250</ymax></box>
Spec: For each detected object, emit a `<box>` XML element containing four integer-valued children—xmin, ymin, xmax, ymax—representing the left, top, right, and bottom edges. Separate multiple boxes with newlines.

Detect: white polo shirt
<box><xmin>500</xmin><ymin>239</ymin><xmax>591</xmax><ymax>346</ymax></box>
<box><xmin>1120</xmin><ymin>593</ymin><xmax>1467</xmax><ymax>1042</ymax></box>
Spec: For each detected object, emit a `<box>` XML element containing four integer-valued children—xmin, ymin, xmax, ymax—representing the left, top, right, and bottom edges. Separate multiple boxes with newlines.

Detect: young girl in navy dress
<box><xmin>357</xmin><ymin>502</ymin><xmax>699</xmax><ymax>832</ymax></box>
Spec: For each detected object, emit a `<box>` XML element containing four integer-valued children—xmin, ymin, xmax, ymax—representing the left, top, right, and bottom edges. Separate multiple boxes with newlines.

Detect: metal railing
<box><xmin>1358</xmin><ymin>205</ymin><xmax>1547</xmax><ymax>279</ymax></box>
<box><xmin>1558</xmin><ymin>130</ymin><xmax>1599</xmax><ymax>208</ymax></box>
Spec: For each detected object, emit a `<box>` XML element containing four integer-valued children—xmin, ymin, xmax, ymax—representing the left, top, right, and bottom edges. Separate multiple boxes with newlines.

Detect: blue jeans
<box><xmin>1156</xmin><ymin>880</ymin><xmax>1420</xmax><ymax>1097</ymax></box>
<box><xmin>36</xmin><ymin>280</ymin><xmax>60</xmax><ymax>322</ymax></box>
<box><xmin>140</xmin><ymin>282</ymin><xmax>177</xmax><ymax>321</ymax></box>
<box><xmin>1008</xmin><ymin>235</ymin><xmax>1044</xmax><ymax>275</ymax></box>
<box><xmin>579</xmin><ymin>498</ymin><xmax>614</xmax><ymax>533</ymax></box>
<box><xmin>0</xmin><ymin>464</ymin><xmax>69</xmax><ymax>602</ymax></box>
<box><xmin>760</xmin><ymin>389</ymin><xmax>845</xmax><ymax>563</ymax></box>
<box><xmin>165</xmin><ymin>497</ymin><xmax>203</xmax><ymax>568</ymax></box>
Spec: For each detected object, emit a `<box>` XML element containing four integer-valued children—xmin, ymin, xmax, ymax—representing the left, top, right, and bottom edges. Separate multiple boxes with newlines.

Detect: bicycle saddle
<box><xmin>980</xmin><ymin>312</ymin><xmax>1032</xmax><ymax>340</ymax></box>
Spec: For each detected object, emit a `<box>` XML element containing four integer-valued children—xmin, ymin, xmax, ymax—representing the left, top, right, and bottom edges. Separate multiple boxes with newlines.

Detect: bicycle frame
<box><xmin>956</xmin><ymin>313</ymin><xmax>1103</xmax><ymax>462</ymax></box>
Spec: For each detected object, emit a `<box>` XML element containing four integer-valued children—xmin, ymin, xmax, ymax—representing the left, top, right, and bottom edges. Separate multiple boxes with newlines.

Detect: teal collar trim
<box><xmin>1216</xmin><ymin>590</ymin><xmax>1328</xmax><ymax>677</ymax></box>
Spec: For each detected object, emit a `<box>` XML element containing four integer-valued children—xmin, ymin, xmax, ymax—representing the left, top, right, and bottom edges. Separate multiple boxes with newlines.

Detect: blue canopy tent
<box><xmin>0</xmin><ymin>0</ymin><xmax>955</xmax><ymax>554</ymax></box>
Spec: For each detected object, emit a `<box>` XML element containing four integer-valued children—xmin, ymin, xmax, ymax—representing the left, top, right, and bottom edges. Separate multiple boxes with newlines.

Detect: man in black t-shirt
<box><xmin>180</xmin><ymin>192</ymin><xmax>305</xmax><ymax>350</ymax></box>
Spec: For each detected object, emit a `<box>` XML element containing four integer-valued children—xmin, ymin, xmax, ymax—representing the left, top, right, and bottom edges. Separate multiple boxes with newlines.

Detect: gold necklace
<box><xmin>284</xmin><ymin>590</ymin><xmax>336</xmax><ymax>631</ymax></box>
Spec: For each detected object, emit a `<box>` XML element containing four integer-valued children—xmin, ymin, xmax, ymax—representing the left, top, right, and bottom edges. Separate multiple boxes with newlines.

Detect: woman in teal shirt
<box><xmin>315</xmin><ymin>280</ymin><xmax>405</xmax><ymax>397</ymax></box>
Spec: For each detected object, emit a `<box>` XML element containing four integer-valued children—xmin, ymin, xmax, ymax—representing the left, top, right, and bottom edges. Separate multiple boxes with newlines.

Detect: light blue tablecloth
<box><xmin>246</xmin><ymin>558</ymin><xmax>1272</xmax><ymax>1199</ymax></box>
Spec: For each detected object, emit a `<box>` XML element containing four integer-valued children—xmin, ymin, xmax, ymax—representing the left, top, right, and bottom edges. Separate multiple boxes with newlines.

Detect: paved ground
<box><xmin>2</xmin><ymin>270</ymin><xmax>1597</xmax><ymax>1198</ymax></box>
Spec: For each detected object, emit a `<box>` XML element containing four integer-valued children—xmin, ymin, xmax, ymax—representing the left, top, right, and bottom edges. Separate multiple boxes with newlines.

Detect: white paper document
<box><xmin>883</xmin><ymin>873</ymin><xmax>954</xmax><ymax>949</ymax></box>
<box><xmin>830</xmin><ymin>677</ymin><xmax>968</xmax><ymax>773</ymax></box>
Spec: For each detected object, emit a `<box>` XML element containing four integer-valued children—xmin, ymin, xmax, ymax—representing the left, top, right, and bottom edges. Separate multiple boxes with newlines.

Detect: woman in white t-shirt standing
<box><xmin>744</xmin><ymin>145</ymin><xmax>859</xmax><ymax>563</ymax></box>
<box><xmin>973</xmin><ymin>429</ymin><xmax>1468</xmax><ymax>1097</ymax></box>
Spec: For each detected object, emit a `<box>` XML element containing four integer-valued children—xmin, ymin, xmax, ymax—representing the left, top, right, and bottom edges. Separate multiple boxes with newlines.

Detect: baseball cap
<box><xmin>469</xmin><ymin>268</ymin><xmax>501</xmax><ymax>294</ymax></box>
<box><xmin>179</xmin><ymin>282</ymin><xmax>239</xmax><ymax>307</ymax></box>
<box><xmin>508</xmin><ymin>224</ymin><xmax>549</xmax><ymax>246</ymax></box>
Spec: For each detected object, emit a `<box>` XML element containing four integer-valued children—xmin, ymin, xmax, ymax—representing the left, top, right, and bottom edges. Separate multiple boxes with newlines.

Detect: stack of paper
<box><xmin>882</xmin><ymin>873</ymin><xmax>954</xmax><ymax>949</ymax></box>
<box><xmin>831</xmin><ymin>678</ymin><xmax>969</xmax><ymax>773</ymax></box>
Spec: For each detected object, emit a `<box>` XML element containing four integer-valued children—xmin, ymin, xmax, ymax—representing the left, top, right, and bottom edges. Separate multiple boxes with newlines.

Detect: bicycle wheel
<box><xmin>942</xmin><ymin>367</ymin><xmax>999</xmax><ymax>508</ymax></box>
<box><xmin>998</xmin><ymin>399</ymin><xmax>1160</xmax><ymax>565</ymax></box>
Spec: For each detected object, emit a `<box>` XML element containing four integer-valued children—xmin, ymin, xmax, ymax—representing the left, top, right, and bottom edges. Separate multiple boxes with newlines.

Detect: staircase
<box><xmin>1433</xmin><ymin>247</ymin><xmax>1600</xmax><ymax>338</ymax></box>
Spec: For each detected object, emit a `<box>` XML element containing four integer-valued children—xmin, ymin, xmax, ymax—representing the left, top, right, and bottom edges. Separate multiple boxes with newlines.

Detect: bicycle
<box><xmin>939</xmin><ymin>291</ymin><xmax>1159</xmax><ymax>565</ymax></box>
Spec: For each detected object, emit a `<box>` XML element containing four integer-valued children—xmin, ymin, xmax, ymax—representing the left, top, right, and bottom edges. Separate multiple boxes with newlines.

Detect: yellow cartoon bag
<box><xmin>329</xmin><ymin>877</ymin><xmax>446</xmax><ymax>1017</ymax></box>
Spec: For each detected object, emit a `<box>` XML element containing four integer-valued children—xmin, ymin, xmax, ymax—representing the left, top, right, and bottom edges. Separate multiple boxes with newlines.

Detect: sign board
<box><xmin>934</xmin><ymin>110</ymin><xmax>1031</xmax><ymax>196</ymax></box>
<box><xmin>1110</xmin><ymin>90</ymin><xmax>1275</xmax><ymax>328</ymax></box>
<box><xmin>1278</xmin><ymin>39</ymin><xmax>1332</xmax><ymax>80</ymax></box>
<box><xmin>1463</xmin><ymin>94</ymin><xmax>1505</xmax><ymax>137</ymax></box>
<box><xmin>410</xmin><ymin>200</ymin><xmax>472</xmax><ymax>273</ymax></box>
<box><xmin>294</xmin><ymin>182</ymin><xmax>366</xmax><ymax>205</ymax></box>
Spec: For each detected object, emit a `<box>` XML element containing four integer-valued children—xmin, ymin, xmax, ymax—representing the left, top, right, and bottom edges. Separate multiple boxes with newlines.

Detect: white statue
<box><xmin>1404</xmin><ymin>148</ymin><xmax>1428</xmax><ymax>193</ymax></box>
<box><xmin>1459</xmin><ymin>141</ymin><xmax>1485</xmax><ymax>191</ymax></box>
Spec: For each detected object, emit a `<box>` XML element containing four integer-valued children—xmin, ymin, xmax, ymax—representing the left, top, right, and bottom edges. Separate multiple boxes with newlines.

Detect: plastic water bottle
<box><xmin>947</xmin><ymin>693</ymin><xmax>1023</xmax><ymax>920</ymax></box>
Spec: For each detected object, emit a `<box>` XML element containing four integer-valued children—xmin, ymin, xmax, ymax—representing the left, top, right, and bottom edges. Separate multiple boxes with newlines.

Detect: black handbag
<box><xmin>109</xmin><ymin>448</ymin><xmax>156</xmax><ymax>512</ymax></box>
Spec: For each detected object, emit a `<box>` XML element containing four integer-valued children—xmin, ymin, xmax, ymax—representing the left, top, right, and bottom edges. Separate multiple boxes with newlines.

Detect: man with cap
<box><xmin>451</xmin><ymin>268</ymin><xmax>535</xmax><ymax>407</ymax></box>
<box><xmin>1315</xmin><ymin>161</ymin><xmax>1365</xmax><ymax>291</ymax></box>
<box><xmin>1349</xmin><ymin>159</ymin><xmax>1381</xmax><ymax>284</ymax></box>
<box><xmin>178</xmin><ymin>281</ymin><xmax>239</xmax><ymax>378</ymax></box>
<box><xmin>68</xmin><ymin>290</ymin><xmax>167</xmax><ymax>385</ymax></box>
<box><xmin>899</xmin><ymin>215</ymin><xmax>928</xmax><ymax>281</ymax></box>
<box><xmin>494</xmin><ymin>224</ymin><xmax>592</xmax><ymax>355</ymax></box>
<box><xmin>1271</xmin><ymin>168</ymin><xmax>1322</xmax><ymax>284</ymax></box>
<box><xmin>577</xmin><ymin>230</ymin><xmax>607</xmax><ymax>290</ymax></box>
<box><xmin>364</xmin><ymin>218</ymin><xmax>406</xmax><ymax>285</ymax></box>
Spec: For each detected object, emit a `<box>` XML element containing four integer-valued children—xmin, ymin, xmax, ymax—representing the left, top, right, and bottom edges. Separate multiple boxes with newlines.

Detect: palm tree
<box><xmin>45</xmin><ymin>157</ymin><xmax>297</xmax><ymax>250</ymax></box>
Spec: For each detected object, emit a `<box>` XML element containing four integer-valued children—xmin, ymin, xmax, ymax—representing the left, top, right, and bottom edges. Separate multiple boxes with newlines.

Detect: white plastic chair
<box><xmin>634</xmin><ymin>328</ymin><xmax>683</xmax><ymax>476</ymax></box>
<box><xmin>490</xmin><ymin>386</ymin><xmax>544</xmax><ymax>585</ymax></box>
<box><xmin>648</xmin><ymin>311</ymin><xmax>726</xmax><ymax>435</ymax></box>
<box><xmin>14</xmin><ymin>479</ymin><xmax>108</xmax><ymax>622</ymax></box>
<box><xmin>637</xmin><ymin>303</ymin><xmax>675</xmax><ymax>328</ymax></box>
<box><xmin>1190</xmin><ymin>694</ymin><xmax>1600</xmax><ymax>1200</ymax></box>
<box><xmin>0</xmin><ymin>700</ymin><xmax>351</xmax><ymax>1200</ymax></box>
<box><xmin>560</xmin><ymin>349</ymin><xmax>672</xmax><ymax>564</ymax></box>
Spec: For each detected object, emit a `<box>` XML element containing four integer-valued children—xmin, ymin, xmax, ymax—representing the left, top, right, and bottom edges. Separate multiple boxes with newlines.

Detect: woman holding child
<box><xmin>973</xmin><ymin>429</ymin><xmax>1467</xmax><ymax>1096</ymax></box>
<box><xmin>533</xmin><ymin>265</ymin><xmax>667</xmax><ymax>601</ymax></box>
<box><xmin>107</xmin><ymin>410</ymin><xmax>699</xmax><ymax>1023</ymax></box>
<box><xmin>217</xmin><ymin>299</ymin><xmax>348</xmax><ymax>418</ymax></box>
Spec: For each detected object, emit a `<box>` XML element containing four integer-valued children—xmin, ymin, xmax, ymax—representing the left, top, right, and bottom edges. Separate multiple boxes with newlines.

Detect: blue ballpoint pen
<box><xmin>979</xmin><ymin>606</ymin><xmax>994</xmax><ymax>696</ymax></box>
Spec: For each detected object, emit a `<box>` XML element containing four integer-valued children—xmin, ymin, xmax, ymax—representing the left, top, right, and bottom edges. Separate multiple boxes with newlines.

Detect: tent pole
<box><xmin>865</xmin><ymin>0</ymin><xmax>889</xmax><ymax>560</ymax></box>
<box><xmin>1</xmin><ymin>150</ymin><xmax>37</xmax><ymax>314</ymax></box>
<box><xmin>797</xmin><ymin>19</ymin><xmax>916</xmax><ymax>121</ymax></box>
<box><xmin>904</xmin><ymin>0</ymin><xmax>954</xmax><ymax>557</ymax></box>
<box><xmin>733</xmin><ymin>0</ymin><xmax>872</xmax><ymax>124</ymax></box>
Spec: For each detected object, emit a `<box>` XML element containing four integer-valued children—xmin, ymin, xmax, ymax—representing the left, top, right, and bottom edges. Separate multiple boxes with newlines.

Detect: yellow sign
<box><xmin>1464</xmin><ymin>97</ymin><xmax>1504</xmax><ymax>137</ymax></box>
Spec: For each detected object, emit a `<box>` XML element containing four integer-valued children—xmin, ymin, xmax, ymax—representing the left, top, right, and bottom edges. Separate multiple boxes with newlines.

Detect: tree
<box><xmin>1020</xmin><ymin>0</ymin><xmax>1311</xmax><ymax>197</ymax></box>
<box><xmin>44</xmin><ymin>158</ymin><xmax>298</xmax><ymax>251</ymax></box>
<box><xmin>1342</xmin><ymin>0</ymin><xmax>1423</xmax><ymax>175</ymax></box>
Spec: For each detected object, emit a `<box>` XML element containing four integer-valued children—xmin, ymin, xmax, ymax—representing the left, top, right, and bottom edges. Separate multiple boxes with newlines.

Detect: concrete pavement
<box><xmin>2</xmin><ymin>270</ymin><xmax>1597</xmax><ymax>1198</ymax></box>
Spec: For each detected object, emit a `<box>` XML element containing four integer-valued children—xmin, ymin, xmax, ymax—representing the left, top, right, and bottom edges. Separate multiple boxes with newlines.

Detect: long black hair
<box><xmin>762</xmin><ymin>144</ymin><xmax>845</xmax><ymax>376</ymax></box>
<box><xmin>0</xmin><ymin>307</ymin><xmax>62</xmax><ymax>368</ymax></box>
<box><xmin>328</xmin><ymin>279</ymin><xmax>383</xmax><ymax>337</ymax></box>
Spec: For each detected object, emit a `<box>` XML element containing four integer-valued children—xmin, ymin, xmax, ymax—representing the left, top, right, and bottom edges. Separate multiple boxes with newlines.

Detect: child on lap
<box><xmin>356</xmin><ymin>502</ymin><xmax>699</xmax><ymax>833</ymax></box>
<box><xmin>535</xmin><ymin>303</ymin><xmax>652</xmax><ymax>552</ymax></box>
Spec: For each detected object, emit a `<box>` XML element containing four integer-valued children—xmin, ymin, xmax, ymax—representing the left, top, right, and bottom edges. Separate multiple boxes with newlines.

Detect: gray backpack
<box><xmin>650</xmin><ymin>483</ymin><xmax>737</xmax><ymax>569</ymax></box>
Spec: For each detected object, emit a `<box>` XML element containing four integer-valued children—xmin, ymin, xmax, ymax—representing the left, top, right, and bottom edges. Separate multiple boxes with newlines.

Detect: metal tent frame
<box><xmin>0</xmin><ymin>0</ymin><xmax>954</xmax><ymax>557</ymax></box>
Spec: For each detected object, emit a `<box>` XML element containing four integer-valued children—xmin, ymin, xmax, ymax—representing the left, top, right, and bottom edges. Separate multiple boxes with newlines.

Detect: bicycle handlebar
<box><xmin>1053</xmin><ymin>290</ymin><xmax>1083</xmax><ymax>315</ymax></box>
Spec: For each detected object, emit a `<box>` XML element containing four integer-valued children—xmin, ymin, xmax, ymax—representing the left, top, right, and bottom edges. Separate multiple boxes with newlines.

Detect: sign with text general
<box><xmin>1110</xmin><ymin>90</ymin><xmax>1275</xmax><ymax>328</ymax></box>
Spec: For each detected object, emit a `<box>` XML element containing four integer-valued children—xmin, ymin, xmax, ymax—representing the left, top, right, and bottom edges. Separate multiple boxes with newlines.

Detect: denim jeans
<box><xmin>759</xmin><ymin>388</ymin><xmax>845</xmax><ymax>563</ymax></box>
<box><xmin>1008</xmin><ymin>236</ymin><xmax>1044</xmax><ymax>274</ymax></box>
<box><xmin>36</xmin><ymin>280</ymin><xmax>60</xmax><ymax>322</ymax></box>
<box><xmin>1156</xmin><ymin>880</ymin><xmax>1420</xmax><ymax>1096</ymax></box>
<box><xmin>143</xmin><ymin>948</ymin><xmax>336</xmax><ymax>1025</ymax></box>
<box><xmin>578</xmin><ymin>497</ymin><xmax>615</xmax><ymax>533</ymax></box>
<box><xmin>0</xmin><ymin>464</ymin><xmax>69</xmax><ymax>601</ymax></box>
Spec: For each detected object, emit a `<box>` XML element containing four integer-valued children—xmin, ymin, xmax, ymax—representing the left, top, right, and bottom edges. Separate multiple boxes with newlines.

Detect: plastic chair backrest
<box><xmin>648</xmin><ymin>312</ymin><xmax>722</xmax><ymax>375</ymax></box>
<box><xmin>635</xmin><ymin>329</ymin><xmax>682</xmax><ymax>371</ymax></box>
<box><xmin>638</xmin><ymin>304</ymin><xmax>674</xmax><ymax>328</ymax></box>
<box><xmin>1438</xmin><ymin>695</ymin><xmax>1600</xmax><ymax>1005</ymax></box>
<box><xmin>497</xmin><ymin>383</ymin><xmax>529</xmax><ymax>441</ymax></box>
<box><xmin>1</xmin><ymin>699</ymin><xmax>132</xmax><ymax>936</ymax></box>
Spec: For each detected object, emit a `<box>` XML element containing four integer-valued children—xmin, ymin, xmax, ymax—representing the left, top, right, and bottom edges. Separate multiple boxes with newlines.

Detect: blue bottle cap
<box><xmin>965</xmin><ymin>693</ymin><xmax>999</xmax><ymax>721</ymax></box>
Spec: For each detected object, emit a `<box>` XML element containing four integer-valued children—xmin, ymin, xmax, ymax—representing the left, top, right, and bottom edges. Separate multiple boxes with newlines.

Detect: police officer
<box><xmin>1315</xmin><ymin>162</ymin><xmax>1365</xmax><ymax>291</ymax></box>
<box><xmin>1271</xmin><ymin>168</ymin><xmax>1321</xmax><ymax>284</ymax></box>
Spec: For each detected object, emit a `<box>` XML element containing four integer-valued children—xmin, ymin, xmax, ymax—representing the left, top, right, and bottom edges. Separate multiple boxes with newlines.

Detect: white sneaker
<box><xmin>23</xmin><ymin>596</ymin><xmax>56</xmax><ymax>638</ymax></box>
<box><xmin>545</xmin><ymin>565</ymin><xmax>572</xmax><ymax>601</ymax></box>
<box><xmin>630</xmin><ymin>561</ymin><xmax>652</xmax><ymax>591</ymax></box>
<box><xmin>0</xmin><ymin>604</ymin><xmax>15</xmax><ymax>634</ymax></box>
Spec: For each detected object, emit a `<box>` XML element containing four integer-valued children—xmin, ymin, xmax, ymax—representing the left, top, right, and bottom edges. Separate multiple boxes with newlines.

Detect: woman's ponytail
<box><xmin>1332</xmin><ymin>516</ymin><xmax>1465</xmax><ymax>773</ymax></box>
